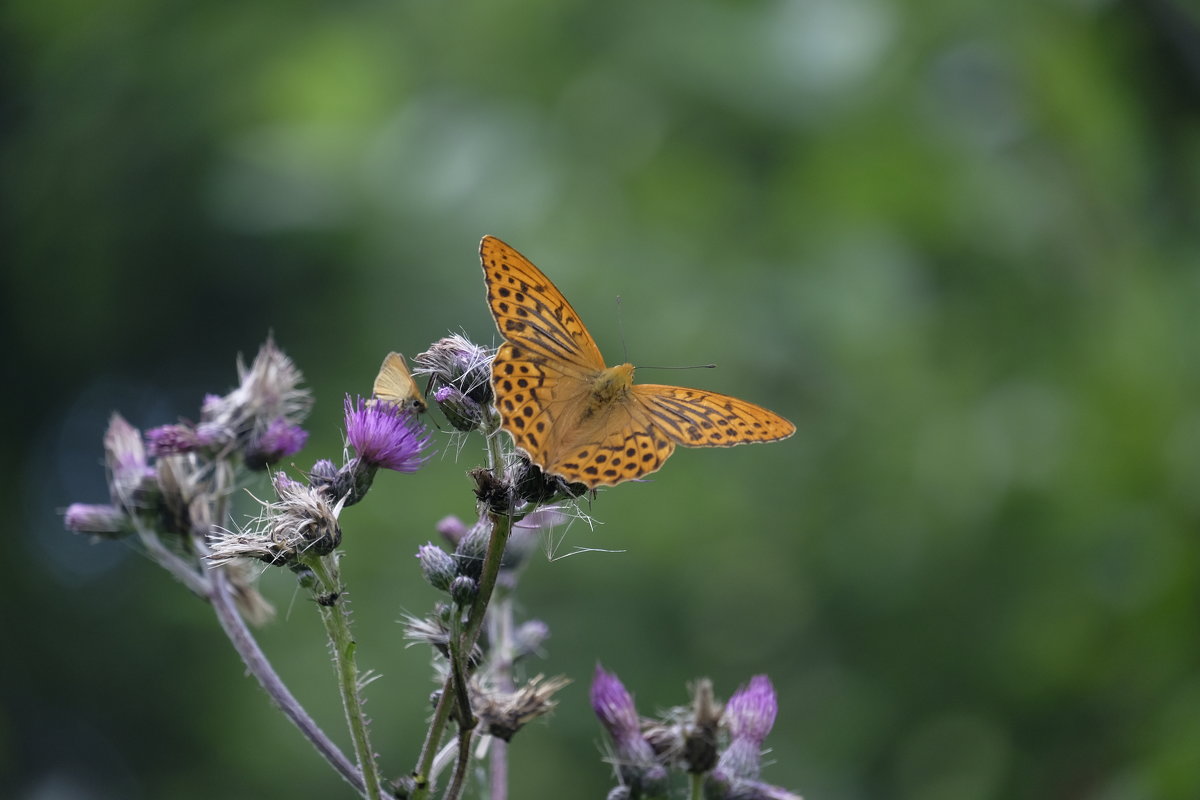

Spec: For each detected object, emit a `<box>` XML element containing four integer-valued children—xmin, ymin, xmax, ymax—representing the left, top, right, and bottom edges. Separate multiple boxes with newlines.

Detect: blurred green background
<box><xmin>6</xmin><ymin>0</ymin><xmax>1200</xmax><ymax>797</ymax></box>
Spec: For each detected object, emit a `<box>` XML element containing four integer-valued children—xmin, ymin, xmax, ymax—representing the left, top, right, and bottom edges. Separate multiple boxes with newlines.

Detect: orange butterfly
<box><xmin>481</xmin><ymin>236</ymin><xmax>795</xmax><ymax>488</ymax></box>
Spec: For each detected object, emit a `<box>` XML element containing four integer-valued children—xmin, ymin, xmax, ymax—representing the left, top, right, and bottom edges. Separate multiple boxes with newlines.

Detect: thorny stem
<box><xmin>207</xmin><ymin>565</ymin><xmax>366</xmax><ymax>796</ymax></box>
<box><xmin>307</xmin><ymin>553</ymin><xmax>384</xmax><ymax>800</ymax></box>
<box><xmin>412</xmin><ymin>421</ymin><xmax>518</xmax><ymax>800</ymax></box>
<box><xmin>438</xmin><ymin>508</ymin><xmax>513</xmax><ymax>800</ymax></box>
<box><xmin>410</xmin><ymin>689</ymin><xmax>454</xmax><ymax>799</ymax></box>
<box><xmin>446</xmin><ymin>614</ymin><xmax>476</xmax><ymax>743</ymax></box>
<box><xmin>441</xmin><ymin>723</ymin><xmax>474</xmax><ymax>800</ymax></box>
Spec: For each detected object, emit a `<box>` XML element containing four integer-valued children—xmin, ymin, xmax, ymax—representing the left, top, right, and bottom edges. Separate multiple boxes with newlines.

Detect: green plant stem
<box><xmin>410</xmin><ymin>423</ymin><xmax>516</xmax><ymax>800</ymax></box>
<box><xmin>207</xmin><ymin>566</ymin><xmax>366</xmax><ymax>796</ymax></box>
<box><xmin>446</xmin><ymin>613</ymin><xmax>476</xmax><ymax>741</ymax></box>
<box><xmin>437</xmin><ymin>509</ymin><xmax>513</xmax><ymax>800</ymax></box>
<box><xmin>410</xmin><ymin>689</ymin><xmax>454</xmax><ymax>799</ymax></box>
<box><xmin>441</xmin><ymin>725</ymin><xmax>473</xmax><ymax>800</ymax></box>
<box><xmin>307</xmin><ymin>553</ymin><xmax>384</xmax><ymax>800</ymax></box>
<box><xmin>439</xmin><ymin>424</ymin><xmax>518</xmax><ymax>796</ymax></box>
<box><xmin>690</xmin><ymin>773</ymin><xmax>704</xmax><ymax>800</ymax></box>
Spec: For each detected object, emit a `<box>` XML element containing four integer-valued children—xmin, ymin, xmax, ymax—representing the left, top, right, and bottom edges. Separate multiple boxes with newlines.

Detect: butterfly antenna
<box><xmin>636</xmin><ymin>364</ymin><xmax>718</xmax><ymax>371</ymax></box>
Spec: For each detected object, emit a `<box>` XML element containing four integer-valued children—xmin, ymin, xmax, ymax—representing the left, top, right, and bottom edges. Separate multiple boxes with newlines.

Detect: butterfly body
<box><xmin>584</xmin><ymin>364</ymin><xmax>636</xmax><ymax>418</ymax></box>
<box><xmin>482</xmin><ymin>236</ymin><xmax>795</xmax><ymax>488</ymax></box>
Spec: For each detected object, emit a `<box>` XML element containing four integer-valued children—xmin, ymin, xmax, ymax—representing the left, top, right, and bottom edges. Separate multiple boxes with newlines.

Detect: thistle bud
<box><xmin>450</xmin><ymin>575</ymin><xmax>478</xmax><ymax>606</ymax></box>
<box><xmin>704</xmin><ymin>774</ymin><xmax>802</xmax><ymax>800</ymax></box>
<box><xmin>591</xmin><ymin>665</ymin><xmax>662</xmax><ymax>790</ymax></box>
<box><xmin>307</xmin><ymin>459</ymin><xmax>339</xmax><ymax>495</ymax></box>
<box><xmin>453</xmin><ymin>519</ymin><xmax>491</xmax><ymax>581</ymax></box>
<box><xmin>63</xmin><ymin>503</ymin><xmax>130</xmax><ymax>538</ymax></box>
<box><xmin>432</xmin><ymin>385</ymin><xmax>485</xmax><ymax>432</ymax></box>
<box><xmin>207</xmin><ymin>477</ymin><xmax>343</xmax><ymax>567</ymax></box>
<box><xmin>416</xmin><ymin>543</ymin><xmax>457</xmax><ymax>591</ymax></box>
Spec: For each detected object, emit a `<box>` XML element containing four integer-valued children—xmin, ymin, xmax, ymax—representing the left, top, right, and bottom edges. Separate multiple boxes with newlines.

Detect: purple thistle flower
<box><xmin>244</xmin><ymin>418</ymin><xmax>309</xmax><ymax>469</ymax></box>
<box><xmin>146</xmin><ymin>424</ymin><xmax>200</xmax><ymax>456</ymax></box>
<box><xmin>591</xmin><ymin>665</ymin><xmax>659</xmax><ymax>770</ymax></box>
<box><xmin>716</xmin><ymin>675</ymin><xmax>778</xmax><ymax>782</ymax></box>
<box><xmin>725</xmin><ymin>675</ymin><xmax>777</xmax><ymax>743</ymax></box>
<box><xmin>344</xmin><ymin>395</ymin><xmax>432</xmax><ymax>473</ymax></box>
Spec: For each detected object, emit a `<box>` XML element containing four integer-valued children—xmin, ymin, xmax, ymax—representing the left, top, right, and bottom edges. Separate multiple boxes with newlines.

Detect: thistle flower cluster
<box><xmin>592</xmin><ymin>668</ymin><xmax>801</xmax><ymax>800</ymax></box>
<box><xmin>64</xmin><ymin>338</ymin><xmax>312</xmax><ymax>543</ymax></box>
<box><xmin>61</xmin><ymin>330</ymin><xmax>805</xmax><ymax>800</ymax></box>
<box><xmin>148</xmin><ymin>336</ymin><xmax>312</xmax><ymax>468</ymax></box>
<box><xmin>208</xmin><ymin>393</ymin><xmax>432</xmax><ymax>567</ymax></box>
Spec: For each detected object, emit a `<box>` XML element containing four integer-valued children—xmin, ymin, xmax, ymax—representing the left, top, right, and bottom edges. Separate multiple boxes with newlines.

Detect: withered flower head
<box><xmin>207</xmin><ymin>471</ymin><xmax>343</xmax><ymax>567</ymax></box>
<box><xmin>414</xmin><ymin>334</ymin><xmax>494</xmax><ymax>405</ymax></box>
<box><xmin>201</xmin><ymin>336</ymin><xmax>312</xmax><ymax>462</ymax></box>
<box><xmin>472</xmin><ymin>674</ymin><xmax>571</xmax><ymax>742</ymax></box>
<box><xmin>104</xmin><ymin>413</ymin><xmax>153</xmax><ymax>509</ymax></box>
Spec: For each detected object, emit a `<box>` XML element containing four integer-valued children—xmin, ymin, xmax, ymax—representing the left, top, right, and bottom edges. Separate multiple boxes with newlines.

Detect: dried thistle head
<box><xmin>201</xmin><ymin>336</ymin><xmax>312</xmax><ymax>466</ymax></box>
<box><xmin>471</xmin><ymin>674</ymin><xmax>571</xmax><ymax>742</ymax></box>
<box><xmin>207</xmin><ymin>472</ymin><xmax>343</xmax><ymax>567</ymax></box>
<box><xmin>104</xmin><ymin>413</ymin><xmax>153</xmax><ymax>509</ymax></box>
<box><xmin>414</xmin><ymin>334</ymin><xmax>494</xmax><ymax>406</ymax></box>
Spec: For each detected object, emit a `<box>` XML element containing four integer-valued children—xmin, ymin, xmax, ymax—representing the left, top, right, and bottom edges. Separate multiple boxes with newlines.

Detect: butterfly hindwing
<box><xmin>547</xmin><ymin>407</ymin><xmax>676</xmax><ymax>487</ymax></box>
<box><xmin>481</xmin><ymin>236</ymin><xmax>604</xmax><ymax>371</ymax></box>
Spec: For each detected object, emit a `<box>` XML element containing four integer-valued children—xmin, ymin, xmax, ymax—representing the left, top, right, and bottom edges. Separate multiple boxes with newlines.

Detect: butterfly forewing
<box><xmin>632</xmin><ymin>385</ymin><xmax>796</xmax><ymax>447</ymax></box>
<box><xmin>481</xmin><ymin>236</ymin><xmax>604</xmax><ymax>371</ymax></box>
<box><xmin>491</xmin><ymin>342</ymin><xmax>596</xmax><ymax>465</ymax></box>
